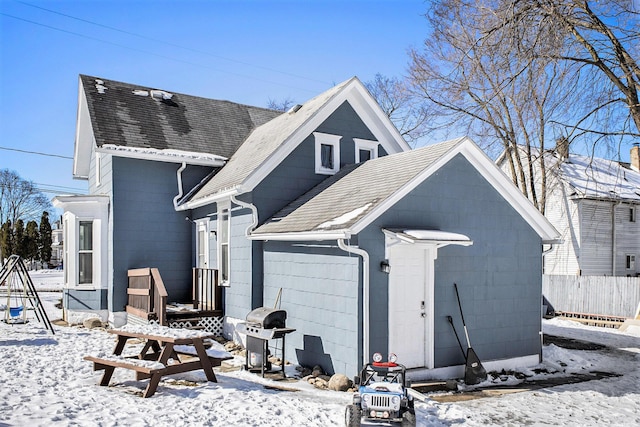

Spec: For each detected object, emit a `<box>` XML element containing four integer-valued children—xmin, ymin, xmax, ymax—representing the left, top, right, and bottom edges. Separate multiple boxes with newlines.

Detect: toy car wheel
<box><xmin>345</xmin><ymin>404</ymin><xmax>361</xmax><ymax>427</ymax></box>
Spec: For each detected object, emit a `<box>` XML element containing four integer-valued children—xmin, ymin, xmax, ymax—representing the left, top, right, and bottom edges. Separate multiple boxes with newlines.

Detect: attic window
<box><xmin>314</xmin><ymin>132</ymin><xmax>341</xmax><ymax>175</ymax></box>
<box><xmin>354</xmin><ymin>138</ymin><xmax>378</xmax><ymax>163</ymax></box>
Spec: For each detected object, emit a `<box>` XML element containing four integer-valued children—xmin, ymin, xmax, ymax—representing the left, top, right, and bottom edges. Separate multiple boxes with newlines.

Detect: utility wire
<box><xmin>0</xmin><ymin>12</ymin><xmax>321</xmax><ymax>95</ymax></box>
<box><xmin>0</xmin><ymin>146</ymin><xmax>73</xmax><ymax>160</ymax></box>
<box><xmin>17</xmin><ymin>0</ymin><xmax>329</xmax><ymax>86</ymax></box>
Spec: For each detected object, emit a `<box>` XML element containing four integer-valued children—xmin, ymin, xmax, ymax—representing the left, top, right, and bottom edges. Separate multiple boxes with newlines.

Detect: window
<box><xmin>314</xmin><ymin>132</ymin><xmax>341</xmax><ymax>175</ymax></box>
<box><xmin>196</xmin><ymin>220</ymin><xmax>209</xmax><ymax>268</ymax></box>
<box><xmin>78</xmin><ymin>221</ymin><xmax>93</xmax><ymax>285</ymax></box>
<box><xmin>630</xmin><ymin>207</ymin><xmax>636</xmax><ymax>222</ymax></box>
<box><xmin>626</xmin><ymin>254</ymin><xmax>636</xmax><ymax>270</ymax></box>
<box><xmin>218</xmin><ymin>204</ymin><xmax>230</xmax><ymax>285</ymax></box>
<box><xmin>354</xmin><ymin>138</ymin><xmax>378</xmax><ymax>163</ymax></box>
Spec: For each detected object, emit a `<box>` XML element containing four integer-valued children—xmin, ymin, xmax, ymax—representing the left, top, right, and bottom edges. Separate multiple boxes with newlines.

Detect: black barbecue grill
<box><xmin>237</xmin><ymin>307</ymin><xmax>296</xmax><ymax>377</ymax></box>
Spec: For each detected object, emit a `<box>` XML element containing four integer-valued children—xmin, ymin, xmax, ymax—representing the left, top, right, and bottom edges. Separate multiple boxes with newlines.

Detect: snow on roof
<box><xmin>560</xmin><ymin>154</ymin><xmax>640</xmax><ymax>201</ymax></box>
<box><xmin>100</xmin><ymin>144</ymin><xmax>227</xmax><ymax>164</ymax></box>
<box><xmin>317</xmin><ymin>203</ymin><xmax>373</xmax><ymax>229</ymax></box>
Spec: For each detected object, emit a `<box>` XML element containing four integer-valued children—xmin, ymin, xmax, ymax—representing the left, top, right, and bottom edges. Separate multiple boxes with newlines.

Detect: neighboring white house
<box><xmin>51</xmin><ymin>217</ymin><xmax>64</xmax><ymax>268</ymax></box>
<box><xmin>498</xmin><ymin>144</ymin><xmax>640</xmax><ymax>277</ymax></box>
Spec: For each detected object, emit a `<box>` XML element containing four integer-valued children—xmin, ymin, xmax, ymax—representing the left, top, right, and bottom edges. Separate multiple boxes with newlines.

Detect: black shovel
<box><xmin>453</xmin><ymin>283</ymin><xmax>487</xmax><ymax>385</ymax></box>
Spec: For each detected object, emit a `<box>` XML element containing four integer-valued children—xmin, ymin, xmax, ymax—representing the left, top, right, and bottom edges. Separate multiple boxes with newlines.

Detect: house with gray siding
<box><xmin>497</xmin><ymin>144</ymin><xmax>640</xmax><ymax>277</ymax></box>
<box><xmin>55</xmin><ymin>74</ymin><xmax>560</xmax><ymax>379</ymax></box>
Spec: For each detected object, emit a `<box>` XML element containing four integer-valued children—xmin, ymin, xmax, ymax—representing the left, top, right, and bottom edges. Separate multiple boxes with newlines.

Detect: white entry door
<box><xmin>388</xmin><ymin>244</ymin><xmax>435</xmax><ymax>369</ymax></box>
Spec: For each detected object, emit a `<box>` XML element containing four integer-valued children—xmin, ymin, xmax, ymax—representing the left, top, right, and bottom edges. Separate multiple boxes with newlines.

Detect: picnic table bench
<box><xmin>84</xmin><ymin>324</ymin><xmax>232</xmax><ymax>397</ymax></box>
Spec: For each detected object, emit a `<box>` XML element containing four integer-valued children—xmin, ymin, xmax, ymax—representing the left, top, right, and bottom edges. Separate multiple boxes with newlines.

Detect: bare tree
<box><xmin>267</xmin><ymin>97</ymin><xmax>296</xmax><ymax>112</ymax></box>
<box><xmin>0</xmin><ymin>169</ymin><xmax>52</xmax><ymax>225</ymax></box>
<box><xmin>409</xmin><ymin>1</ymin><xmax>578</xmax><ymax>213</ymax></box>
<box><xmin>364</xmin><ymin>74</ymin><xmax>430</xmax><ymax>146</ymax></box>
<box><xmin>502</xmin><ymin>0</ymin><xmax>640</xmax><ymax>139</ymax></box>
<box><xmin>408</xmin><ymin>0</ymin><xmax>638</xmax><ymax>213</ymax></box>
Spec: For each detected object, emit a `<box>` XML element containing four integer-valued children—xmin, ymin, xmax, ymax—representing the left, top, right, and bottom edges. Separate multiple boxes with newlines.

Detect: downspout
<box><xmin>612</xmin><ymin>200</ymin><xmax>621</xmax><ymax>275</ymax></box>
<box><xmin>231</xmin><ymin>194</ymin><xmax>261</xmax><ymax>309</ymax></box>
<box><xmin>230</xmin><ymin>194</ymin><xmax>258</xmax><ymax>236</ymax></box>
<box><xmin>173</xmin><ymin>162</ymin><xmax>187</xmax><ymax>210</ymax></box>
<box><xmin>337</xmin><ymin>238</ymin><xmax>370</xmax><ymax>367</ymax></box>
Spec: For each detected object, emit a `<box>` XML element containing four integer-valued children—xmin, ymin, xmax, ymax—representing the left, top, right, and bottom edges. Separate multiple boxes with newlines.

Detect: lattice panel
<box><xmin>149</xmin><ymin>316</ymin><xmax>224</xmax><ymax>336</ymax></box>
<box><xmin>197</xmin><ymin>317</ymin><xmax>224</xmax><ymax>335</ymax></box>
<box><xmin>169</xmin><ymin>320</ymin><xmax>194</xmax><ymax>329</ymax></box>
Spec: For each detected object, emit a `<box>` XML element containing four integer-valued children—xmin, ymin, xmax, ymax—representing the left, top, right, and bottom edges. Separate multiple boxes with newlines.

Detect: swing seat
<box><xmin>9</xmin><ymin>306</ymin><xmax>23</xmax><ymax>317</ymax></box>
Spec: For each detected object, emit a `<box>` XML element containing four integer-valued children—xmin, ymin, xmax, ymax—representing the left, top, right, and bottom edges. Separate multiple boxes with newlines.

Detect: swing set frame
<box><xmin>0</xmin><ymin>255</ymin><xmax>55</xmax><ymax>334</ymax></box>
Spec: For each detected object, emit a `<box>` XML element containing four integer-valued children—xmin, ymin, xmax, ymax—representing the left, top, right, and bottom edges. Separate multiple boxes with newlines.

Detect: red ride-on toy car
<box><xmin>345</xmin><ymin>353</ymin><xmax>415</xmax><ymax>426</ymax></box>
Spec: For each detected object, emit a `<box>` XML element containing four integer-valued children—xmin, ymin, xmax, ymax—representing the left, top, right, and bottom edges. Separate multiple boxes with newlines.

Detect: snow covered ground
<box><xmin>1</xmin><ymin>271</ymin><xmax>639</xmax><ymax>426</ymax></box>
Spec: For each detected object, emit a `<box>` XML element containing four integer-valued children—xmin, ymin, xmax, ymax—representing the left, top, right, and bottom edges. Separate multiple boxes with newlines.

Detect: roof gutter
<box><xmin>337</xmin><ymin>238</ymin><xmax>370</xmax><ymax>368</ymax></box>
<box><xmin>248</xmin><ymin>230</ymin><xmax>351</xmax><ymax>241</ymax></box>
<box><xmin>176</xmin><ymin>187</ymin><xmax>241</xmax><ymax>211</ymax></box>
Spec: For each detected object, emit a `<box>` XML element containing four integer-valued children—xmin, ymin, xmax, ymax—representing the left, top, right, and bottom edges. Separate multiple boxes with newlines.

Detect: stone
<box><xmin>312</xmin><ymin>365</ymin><xmax>325</xmax><ymax>377</ymax></box>
<box><xmin>312</xmin><ymin>378</ymin><xmax>328</xmax><ymax>390</ymax></box>
<box><xmin>82</xmin><ymin>318</ymin><xmax>103</xmax><ymax>329</ymax></box>
<box><xmin>328</xmin><ymin>374</ymin><xmax>352</xmax><ymax>392</ymax></box>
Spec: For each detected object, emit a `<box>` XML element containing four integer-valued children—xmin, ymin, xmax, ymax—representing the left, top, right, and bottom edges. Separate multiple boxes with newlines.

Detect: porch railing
<box><xmin>192</xmin><ymin>268</ymin><xmax>222</xmax><ymax>313</ymax></box>
<box><xmin>126</xmin><ymin>268</ymin><xmax>168</xmax><ymax>326</ymax></box>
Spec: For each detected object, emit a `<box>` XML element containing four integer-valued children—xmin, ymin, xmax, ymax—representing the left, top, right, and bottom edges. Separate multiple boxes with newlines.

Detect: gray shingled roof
<box><xmin>252</xmin><ymin>138</ymin><xmax>465</xmax><ymax>235</ymax></box>
<box><xmin>184</xmin><ymin>78</ymin><xmax>355</xmax><ymax>204</ymax></box>
<box><xmin>80</xmin><ymin>75</ymin><xmax>281</xmax><ymax>159</ymax></box>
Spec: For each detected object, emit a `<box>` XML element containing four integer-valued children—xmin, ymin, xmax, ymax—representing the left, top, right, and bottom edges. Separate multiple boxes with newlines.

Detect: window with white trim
<box><xmin>354</xmin><ymin>138</ymin><xmax>379</xmax><ymax>163</ymax></box>
<box><xmin>196</xmin><ymin>220</ymin><xmax>209</xmax><ymax>268</ymax></box>
<box><xmin>314</xmin><ymin>132</ymin><xmax>341</xmax><ymax>175</ymax></box>
<box><xmin>626</xmin><ymin>254</ymin><xmax>636</xmax><ymax>270</ymax></box>
<box><xmin>78</xmin><ymin>221</ymin><xmax>93</xmax><ymax>285</ymax></box>
<box><xmin>218</xmin><ymin>203</ymin><xmax>230</xmax><ymax>285</ymax></box>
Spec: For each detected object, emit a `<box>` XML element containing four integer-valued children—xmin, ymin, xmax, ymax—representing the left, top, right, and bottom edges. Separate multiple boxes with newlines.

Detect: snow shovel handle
<box><xmin>453</xmin><ymin>283</ymin><xmax>466</xmax><ymax>325</ymax></box>
<box><xmin>453</xmin><ymin>283</ymin><xmax>472</xmax><ymax>348</ymax></box>
<box><xmin>447</xmin><ymin>315</ymin><xmax>466</xmax><ymax>360</ymax></box>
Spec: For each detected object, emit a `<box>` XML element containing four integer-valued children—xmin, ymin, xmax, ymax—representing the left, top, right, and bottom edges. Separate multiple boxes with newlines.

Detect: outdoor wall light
<box><xmin>380</xmin><ymin>260</ymin><xmax>390</xmax><ymax>273</ymax></box>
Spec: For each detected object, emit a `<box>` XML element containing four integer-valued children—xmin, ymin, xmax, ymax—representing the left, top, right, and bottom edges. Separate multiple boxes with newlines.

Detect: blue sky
<box><xmin>0</xmin><ymin>0</ymin><xmax>429</xmax><ymax>200</ymax></box>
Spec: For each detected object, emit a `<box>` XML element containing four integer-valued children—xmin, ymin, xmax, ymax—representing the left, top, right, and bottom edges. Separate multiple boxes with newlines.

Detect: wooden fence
<box><xmin>543</xmin><ymin>275</ymin><xmax>640</xmax><ymax>318</ymax></box>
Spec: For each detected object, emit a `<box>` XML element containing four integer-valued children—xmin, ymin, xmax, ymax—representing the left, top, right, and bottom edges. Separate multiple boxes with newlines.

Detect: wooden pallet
<box><xmin>556</xmin><ymin>311</ymin><xmax>627</xmax><ymax>328</ymax></box>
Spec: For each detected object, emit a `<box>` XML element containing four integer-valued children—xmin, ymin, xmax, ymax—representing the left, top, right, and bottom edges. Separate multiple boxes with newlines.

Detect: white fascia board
<box><xmin>351</xmin><ymin>138</ymin><xmax>467</xmax><ymax>235</ymax></box>
<box><xmin>95</xmin><ymin>145</ymin><xmax>226</xmax><ymax>167</ymax></box>
<box><xmin>175</xmin><ymin>187</ymin><xmax>240</xmax><ymax>211</ymax></box>
<box><xmin>52</xmin><ymin>194</ymin><xmax>110</xmax><ymax>208</ymax></box>
<box><xmin>242</xmin><ymin>78</ymin><xmax>410</xmax><ymax>192</ymax></box>
<box><xmin>248</xmin><ymin>230</ymin><xmax>351</xmax><ymax>241</ymax></box>
<box><xmin>73</xmin><ymin>78</ymin><xmax>94</xmax><ymax>180</ymax></box>
<box><xmin>456</xmin><ymin>140</ymin><xmax>561</xmax><ymax>242</ymax></box>
<box><xmin>352</xmin><ymin>137</ymin><xmax>561</xmax><ymax>242</ymax></box>
<box><xmin>346</xmin><ymin>83</ymin><xmax>411</xmax><ymax>154</ymax></box>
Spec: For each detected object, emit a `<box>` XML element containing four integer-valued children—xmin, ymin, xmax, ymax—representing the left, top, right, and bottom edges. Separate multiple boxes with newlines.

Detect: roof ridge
<box><xmin>79</xmin><ymin>74</ymin><xmax>280</xmax><ymax>113</ymax></box>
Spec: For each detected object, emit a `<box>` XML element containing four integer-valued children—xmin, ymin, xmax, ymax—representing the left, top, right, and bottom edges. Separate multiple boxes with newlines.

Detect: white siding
<box><xmin>614</xmin><ymin>203</ymin><xmax>640</xmax><ymax>276</ymax></box>
<box><xmin>542</xmin><ymin>179</ymin><xmax>581</xmax><ymax>275</ymax></box>
<box><xmin>580</xmin><ymin>200</ymin><xmax>613</xmax><ymax>275</ymax></box>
